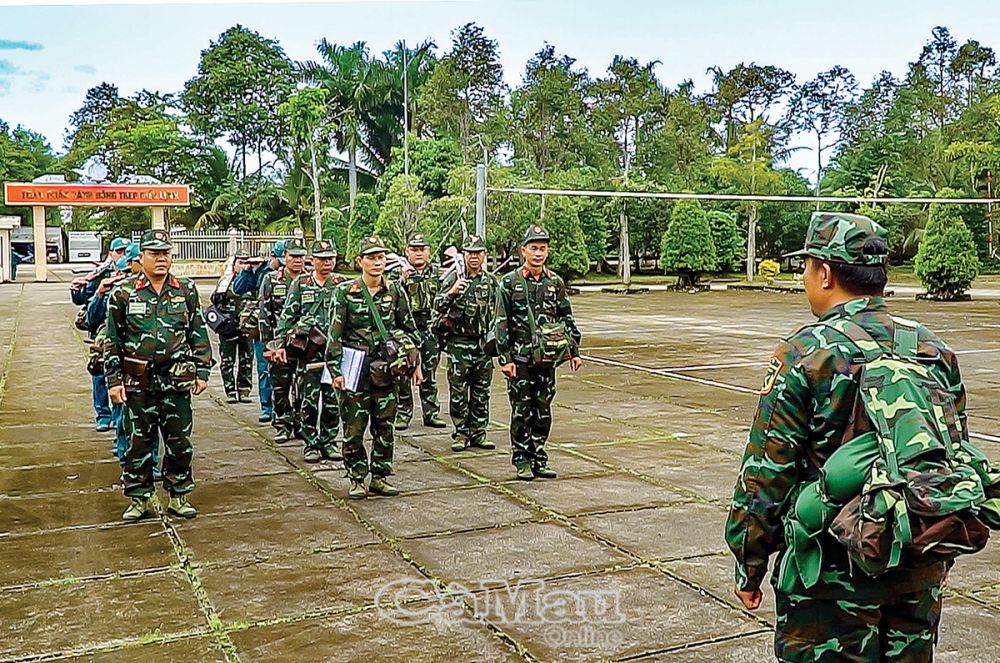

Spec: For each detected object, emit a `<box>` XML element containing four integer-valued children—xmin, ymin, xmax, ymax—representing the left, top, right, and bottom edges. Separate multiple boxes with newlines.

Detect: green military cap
<box><xmin>359</xmin><ymin>235</ymin><xmax>389</xmax><ymax>256</ymax></box>
<box><xmin>310</xmin><ymin>239</ymin><xmax>337</xmax><ymax>258</ymax></box>
<box><xmin>234</xmin><ymin>249</ymin><xmax>250</xmax><ymax>260</ymax></box>
<box><xmin>285</xmin><ymin>237</ymin><xmax>308</xmax><ymax>256</ymax></box>
<box><xmin>139</xmin><ymin>229</ymin><xmax>172</xmax><ymax>251</ymax></box>
<box><xmin>407</xmin><ymin>232</ymin><xmax>430</xmax><ymax>248</ymax></box>
<box><xmin>521</xmin><ymin>224</ymin><xmax>550</xmax><ymax>245</ymax></box>
<box><xmin>462</xmin><ymin>234</ymin><xmax>487</xmax><ymax>252</ymax></box>
<box><xmin>785</xmin><ymin>212</ymin><xmax>888</xmax><ymax>265</ymax></box>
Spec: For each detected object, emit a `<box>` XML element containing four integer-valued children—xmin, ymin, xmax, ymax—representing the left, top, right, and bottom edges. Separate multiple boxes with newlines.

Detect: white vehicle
<box><xmin>68</xmin><ymin>231</ymin><xmax>104</xmax><ymax>263</ymax></box>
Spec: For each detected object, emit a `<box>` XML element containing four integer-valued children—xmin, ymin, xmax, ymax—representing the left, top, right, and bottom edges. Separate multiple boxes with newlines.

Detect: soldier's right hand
<box><xmin>500</xmin><ymin>362</ymin><xmax>516</xmax><ymax>379</ymax></box>
<box><xmin>449</xmin><ymin>277</ymin><xmax>469</xmax><ymax>297</ymax></box>
<box><xmin>333</xmin><ymin>376</ymin><xmax>345</xmax><ymax>391</ymax></box>
<box><xmin>109</xmin><ymin>385</ymin><xmax>127</xmax><ymax>404</ymax></box>
<box><xmin>273</xmin><ymin>348</ymin><xmax>287</xmax><ymax>364</ymax></box>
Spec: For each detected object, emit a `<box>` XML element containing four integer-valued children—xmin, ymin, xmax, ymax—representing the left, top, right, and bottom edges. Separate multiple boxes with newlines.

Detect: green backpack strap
<box><xmin>888</xmin><ymin>315</ymin><xmax>919</xmax><ymax>359</ymax></box>
<box><xmin>360</xmin><ymin>280</ymin><xmax>390</xmax><ymax>344</ymax></box>
<box><xmin>518</xmin><ymin>273</ymin><xmax>539</xmax><ymax>337</ymax></box>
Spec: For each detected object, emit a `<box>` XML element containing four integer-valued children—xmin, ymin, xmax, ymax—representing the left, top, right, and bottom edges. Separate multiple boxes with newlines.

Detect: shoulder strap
<box><xmin>518</xmin><ymin>273</ymin><xmax>538</xmax><ymax>335</ymax></box>
<box><xmin>360</xmin><ymin>280</ymin><xmax>390</xmax><ymax>343</ymax></box>
<box><xmin>889</xmin><ymin>316</ymin><xmax>919</xmax><ymax>359</ymax></box>
<box><xmin>818</xmin><ymin>319</ymin><xmax>885</xmax><ymax>364</ymax></box>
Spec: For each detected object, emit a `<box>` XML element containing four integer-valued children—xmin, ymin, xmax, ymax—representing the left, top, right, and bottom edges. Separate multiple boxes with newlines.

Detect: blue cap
<box><xmin>272</xmin><ymin>240</ymin><xmax>286</xmax><ymax>257</ymax></box>
<box><xmin>124</xmin><ymin>243</ymin><xmax>141</xmax><ymax>263</ymax></box>
<box><xmin>114</xmin><ymin>256</ymin><xmax>129</xmax><ymax>271</ymax></box>
<box><xmin>110</xmin><ymin>237</ymin><xmax>130</xmax><ymax>252</ymax></box>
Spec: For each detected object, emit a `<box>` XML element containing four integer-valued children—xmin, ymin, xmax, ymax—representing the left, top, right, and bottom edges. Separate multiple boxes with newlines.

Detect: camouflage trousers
<box><xmin>445</xmin><ymin>337</ymin><xmax>493</xmax><ymax>444</ymax></box>
<box><xmin>774</xmin><ymin>586</ymin><xmax>942</xmax><ymax>662</ymax></box>
<box><xmin>397</xmin><ymin>327</ymin><xmax>440</xmax><ymax>423</ymax></box>
<box><xmin>269</xmin><ymin>360</ymin><xmax>297</xmax><ymax>436</ymax></box>
<box><xmin>507</xmin><ymin>363</ymin><xmax>556</xmax><ymax>470</ymax></box>
<box><xmin>219</xmin><ymin>334</ymin><xmax>253</xmax><ymax>398</ymax></box>
<box><xmin>121</xmin><ymin>386</ymin><xmax>194</xmax><ymax>498</ymax></box>
<box><xmin>297</xmin><ymin>363</ymin><xmax>340</xmax><ymax>452</ymax></box>
<box><xmin>341</xmin><ymin>383</ymin><xmax>397</xmax><ymax>480</ymax></box>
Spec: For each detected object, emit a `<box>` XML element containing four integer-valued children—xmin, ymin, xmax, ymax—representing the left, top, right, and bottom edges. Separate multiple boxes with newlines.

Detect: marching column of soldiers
<box><xmin>84</xmin><ymin>223</ymin><xmax>582</xmax><ymax>519</ymax></box>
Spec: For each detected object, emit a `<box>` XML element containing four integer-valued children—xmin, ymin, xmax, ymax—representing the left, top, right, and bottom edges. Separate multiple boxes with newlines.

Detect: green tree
<box><xmin>279</xmin><ymin>87</ymin><xmax>331</xmax><ymax>236</ymax></box>
<box><xmin>375</xmin><ymin>174</ymin><xmax>426</xmax><ymax>250</ymax></box>
<box><xmin>785</xmin><ymin>66</ymin><xmax>858</xmax><ymax>195</ymax></box>
<box><xmin>345</xmin><ymin>192</ymin><xmax>380</xmax><ymax>260</ymax></box>
<box><xmin>707</xmin><ymin>210</ymin><xmax>743</xmax><ymax>272</ymax></box>
<box><xmin>706</xmin><ymin>62</ymin><xmax>796</xmax><ymax>150</ymax></box>
<box><xmin>659</xmin><ymin>199</ymin><xmax>716</xmax><ymax>287</ymax></box>
<box><xmin>638</xmin><ymin>81</ymin><xmax>718</xmax><ymax>190</ymax></box>
<box><xmin>419</xmin><ymin>23</ymin><xmax>507</xmax><ymax>162</ymax></box>
<box><xmin>379</xmin><ymin>135</ymin><xmax>461</xmax><ymax>198</ymax></box>
<box><xmin>540</xmin><ymin>196</ymin><xmax>589</xmax><ymax>281</ymax></box>
<box><xmin>182</xmin><ymin>25</ymin><xmax>294</xmax><ymax>178</ymax></box>
<box><xmin>914</xmin><ymin>192</ymin><xmax>981</xmax><ymax>299</ymax></box>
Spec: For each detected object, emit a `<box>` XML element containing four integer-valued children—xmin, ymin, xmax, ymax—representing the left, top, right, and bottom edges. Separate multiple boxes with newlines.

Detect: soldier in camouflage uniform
<box><xmin>328</xmin><ymin>236</ymin><xmax>422</xmax><ymax>499</ymax></box>
<box><xmin>725</xmin><ymin>212</ymin><xmax>958</xmax><ymax>662</ymax></box>
<box><xmin>393</xmin><ymin>232</ymin><xmax>446</xmax><ymax>430</ymax></box>
<box><xmin>213</xmin><ymin>249</ymin><xmax>254</xmax><ymax>403</ymax></box>
<box><xmin>494</xmin><ymin>225</ymin><xmax>583</xmax><ymax>481</ymax></box>
<box><xmin>104</xmin><ymin>230</ymin><xmax>213</xmax><ymax>522</ymax></box>
<box><xmin>275</xmin><ymin>239</ymin><xmax>346</xmax><ymax>463</ymax></box>
<box><xmin>434</xmin><ymin>234</ymin><xmax>499</xmax><ymax>451</ymax></box>
<box><xmin>259</xmin><ymin>238</ymin><xmax>307</xmax><ymax>443</ymax></box>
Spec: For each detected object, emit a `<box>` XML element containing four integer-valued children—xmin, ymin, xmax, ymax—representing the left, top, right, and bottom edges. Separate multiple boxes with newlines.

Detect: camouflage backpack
<box><xmin>519</xmin><ymin>274</ymin><xmax>570</xmax><ymax>367</ymax></box>
<box><xmin>777</xmin><ymin>316</ymin><xmax>1000</xmax><ymax>593</ymax></box>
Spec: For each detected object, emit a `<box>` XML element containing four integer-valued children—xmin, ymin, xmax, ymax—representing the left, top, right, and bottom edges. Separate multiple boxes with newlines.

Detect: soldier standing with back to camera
<box><xmin>275</xmin><ymin>239</ymin><xmax>346</xmax><ymax>463</ymax></box>
<box><xmin>394</xmin><ymin>232</ymin><xmax>447</xmax><ymax>431</ymax></box>
<box><xmin>213</xmin><ymin>249</ymin><xmax>254</xmax><ymax>403</ymax></box>
<box><xmin>104</xmin><ymin>230</ymin><xmax>213</xmax><ymax>522</ymax></box>
<box><xmin>434</xmin><ymin>234</ymin><xmax>499</xmax><ymax>451</ymax></box>
<box><xmin>494</xmin><ymin>225</ymin><xmax>583</xmax><ymax>481</ymax></box>
<box><xmin>259</xmin><ymin>237</ymin><xmax>308</xmax><ymax>443</ymax></box>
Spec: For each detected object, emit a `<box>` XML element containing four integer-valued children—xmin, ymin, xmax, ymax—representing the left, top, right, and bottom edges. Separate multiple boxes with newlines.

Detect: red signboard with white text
<box><xmin>4</xmin><ymin>183</ymin><xmax>190</xmax><ymax>207</ymax></box>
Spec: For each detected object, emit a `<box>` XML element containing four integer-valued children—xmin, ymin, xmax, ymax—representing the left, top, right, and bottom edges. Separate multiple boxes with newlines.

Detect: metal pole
<box><xmin>403</xmin><ymin>41</ymin><xmax>409</xmax><ymax>179</ymax></box>
<box><xmin>475</xmin><ymin>163</ymin><xmax>486</xmax><ymax>238</ymax></box>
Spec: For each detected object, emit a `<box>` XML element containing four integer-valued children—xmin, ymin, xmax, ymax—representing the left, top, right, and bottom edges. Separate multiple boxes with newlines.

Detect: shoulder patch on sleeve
<box><xmin>759</xmin><ymin>355</ymin><xmax>784</xmax><ymax>395</ymax></box>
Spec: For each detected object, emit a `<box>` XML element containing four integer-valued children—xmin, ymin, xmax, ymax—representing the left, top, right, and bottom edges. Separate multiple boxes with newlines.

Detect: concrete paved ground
<box><xmin>1</xmin><ymin>282</ymin><xmax>998</xmax><ymax>662</ymax></box>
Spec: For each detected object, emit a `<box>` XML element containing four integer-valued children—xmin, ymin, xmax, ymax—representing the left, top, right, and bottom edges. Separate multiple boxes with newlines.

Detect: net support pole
<box><xmin>475</xmin><ymin>163</ymin><xmax>486</xmax><ymax>238</ymax></box>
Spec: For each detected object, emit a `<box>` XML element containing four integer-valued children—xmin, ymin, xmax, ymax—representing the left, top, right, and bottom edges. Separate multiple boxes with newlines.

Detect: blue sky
<box><xmin>2</xmin><ymin>0</ymin><xmax>999</xmax><ymax>179</ymax></box>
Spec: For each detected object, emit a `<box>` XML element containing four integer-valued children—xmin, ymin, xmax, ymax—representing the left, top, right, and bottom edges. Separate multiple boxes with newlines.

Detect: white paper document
<box><xmin>340</xmin><ymin>346</ymin><xmax>366</xmax><ymax>392</ymax></box>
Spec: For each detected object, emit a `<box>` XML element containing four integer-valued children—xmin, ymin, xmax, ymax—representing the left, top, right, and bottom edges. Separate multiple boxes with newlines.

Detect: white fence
<box><xmin>131</xmin><ymin>229</ymin><xmax>300</xmax><ymax>261</ymax></box>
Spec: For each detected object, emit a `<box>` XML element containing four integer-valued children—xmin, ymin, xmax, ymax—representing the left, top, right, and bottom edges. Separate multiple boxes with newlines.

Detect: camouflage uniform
<box><xmin>393</xmin><ymin>233</ymin><xmax>442</xmax><ymax>427</ymax></box>
<box><xmin>434</xmin><ymin>235</ymin><xmax>499</xmax><ymax>448</ymax></box>
<box><xmin>258</xmin><ymin>239</ymin><xmax>307</xmax><ymax>439</ymax></box>
<box><xmin>725</xmin><ymin>213</ymin><xmax>955</xmax><ymax>662</ymax></box>
<box><xmin>494</xmin><ymin>225</ymin><xmax>582</xmax><ymax>474</ymax></box>
<box><xmin>276</xmin><ymin>240</ymin><xmax>345</xmax><ymax>458</ymax></box>
<box><xmin>215</xmin><ymin>255</ymin><xmax>254</xmax><ymax>401</ymax></box>
<box><xmin>327</xmin><ymin>237</ymin><xmax>418</xmax><ymax>483</ymax></box>
<box><xmin>104</xmin><ymin>231</ymin><xmax>213</xmax><ymax>500</ymax></box>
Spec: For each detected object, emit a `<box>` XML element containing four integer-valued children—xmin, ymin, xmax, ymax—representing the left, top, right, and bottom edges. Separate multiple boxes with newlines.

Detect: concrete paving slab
<box><xmin>350</xmin><ymin>485</ymin><xmax>536</xmax><ymax>539</ymax></box>
<box><xmin>53</xmin><ymin>637</ymin><xmax>228</xmax><ymax>663</ymax></box>
<box><xmin>2</xmin><ymin>487</ymin><xmax>129</xmax><ymax>533</ymax></box>
<box><xmin>200</xmin><ymin>546</ymin><xmax>430</xmax><ymax>625</ymax></box>
<box><xmin>0</xmin><ymin>570</ymin><xmax>202</xmax><ymax>660</ymax></box>
<box><xmin>0</xmin><ymin>521</ymin><xmax>173</xmax><ymax>587</ymax></box>
<box><xmin>455</xmin><ymin>449</ymin><xmax>605</xmax><ymax>482</ymax></box>
<box><xmin>404</xmin><ymin>521</ymin><xmax>629</xmax><ymax>588</ymax></box>
<box><xmin>0</xmin><ymin>459</ymin><xmax>121</xmax><ymax>497</ymax></box>
<box><xmin>171</xmin><ymin>505</ymin><xmax>377</xmax><ymax>565</ymax></box>
<box><xmin>505</xmin><ymin>472</ymin><xmax>688</xmax><ymax>516</ymax></box>
<box><xmin>634</xmin><ymin>631</ymin><xmax>774</xmax><ymax>662</ymax></box>
<box><xmin>482</xmin><ymin>566</ymin><xmax>761</xmax><ymax>661</ymax></box>
<box><xmin>184</xmin><ymin>472</ymin><xmax>327</xmax><ymax>517</ymax></box>
<box><xmin>229</xmin><ymin>608</ymin><xmax>520</xmax><ymax>663</ymax></box>
<box><xmin>576</xmin><ymin>502</ymin><xmax>730</xmax><ymax>561</ymax></box>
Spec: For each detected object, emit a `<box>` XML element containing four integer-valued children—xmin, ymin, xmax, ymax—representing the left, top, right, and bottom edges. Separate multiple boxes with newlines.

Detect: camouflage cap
<box><xmin>407</xmin><ymin>232</ymin><xmax>430</xmax><ymax>248</ymax></box>
<box><xmin>462</xmin><ymin>234</ymin><xmax>487</xmax><ymax>252</ymax></box>
<box><xmin>139</xmin><ymin>229</ymin><xmax>172</xmax><ymax>251</ymax></box>
<box><xmin>785</xmin><ymin>212</ymin><xmax>888</xmax><ymax>265</ymax></box>
<box><xmin>124</xmin><ymin>243</ymin><xmax>141</xmax><ymax>263</ymax></box>
<box><xmin>359</xmin><ymin>235</ymin><xmax>389</xmax><ymax>256</ymax></box>
<box><xmin>285</xmin><ymin>237</ymin><xmax>308</xmax><ymax>257</ymax></box>
<box><xmin>234</xmin><ymin>249</ymin><xmax>250</xmax><ymax>260</ymax></box>
<box><xmin>521</xmin><ymin>224</ymin><xmax>550</xmax><ymax>245</ymax></box>
<box><xmin>309</xmin><ymin>239</ymin><xmax>337</xmax><ymax>258</ymax></box>
<box><xmin>110</xmin><ymin>237</ymin><xmax>130</xmax><ymax>252</ymax></box>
